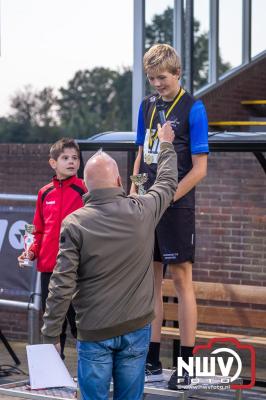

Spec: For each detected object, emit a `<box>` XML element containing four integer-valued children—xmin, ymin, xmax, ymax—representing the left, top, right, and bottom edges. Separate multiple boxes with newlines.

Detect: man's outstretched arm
<box><xmin>143</xmin><ymin>122</ymin><xmax>178</xmax><ymax>224</ymax></box>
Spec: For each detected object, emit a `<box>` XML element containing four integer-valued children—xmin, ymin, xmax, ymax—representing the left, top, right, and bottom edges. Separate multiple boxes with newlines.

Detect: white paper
<box><xmin>26</xmin><ymin>344</ymin><xmax>77</xmax><ymax>389</ymax></box>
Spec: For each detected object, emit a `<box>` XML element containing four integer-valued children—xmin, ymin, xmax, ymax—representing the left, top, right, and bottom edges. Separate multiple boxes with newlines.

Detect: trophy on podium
<box><xmin>22</xmin><ymin>224</ymin><xmax>35</xmax><ymax>267</ymax></box>
<box><xmin>130</xmin><ymin>173</ymin><xmax>148</xmax><ymax>195</ymax></box>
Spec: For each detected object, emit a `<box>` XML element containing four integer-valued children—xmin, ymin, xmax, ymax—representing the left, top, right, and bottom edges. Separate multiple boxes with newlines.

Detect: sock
<box><xmin>180</xmin><ymin>346</ymin><xmax>194</xmax><ymax>376</ymax></box>
<box><xmin>146</xmin><ymin>342</ymin><xmax>161</xmax><ymax>366</ymax></box>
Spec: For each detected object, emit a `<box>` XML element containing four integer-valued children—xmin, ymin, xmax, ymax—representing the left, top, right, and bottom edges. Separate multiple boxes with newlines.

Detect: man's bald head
<box><xmin>84</xmin><ymin>150</ymin><xmax>122</xmax><ymax>191</ymax></box>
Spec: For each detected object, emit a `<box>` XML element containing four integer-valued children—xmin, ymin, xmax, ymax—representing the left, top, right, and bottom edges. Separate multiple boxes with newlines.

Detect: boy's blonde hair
<box><xmin>143</xmin><ymin>44</ymin><xmax>181</xmax><ymax>75</ymax></box>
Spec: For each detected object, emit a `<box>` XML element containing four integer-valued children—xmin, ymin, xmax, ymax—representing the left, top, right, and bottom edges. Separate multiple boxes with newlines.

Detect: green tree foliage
<box><xmin>0</xmin><ymin>117</ymin><xmax>24</xmax><ymax>143</ymax></box>
<box><xmin>146</xmin><ymin>7</ymin><xmax>173</xmax><ymax>47</ymax></box>
<box><xmin>58</xmin><ymin>67</ymin><xmax>132</xmax><ymax>138</ymax></box>
<box><xmin>0</xmin><ymin>69</ymin><xmax>132</xmax><ymax>143</ymax></box>
<box><xmin>0</xmin><ymin>86</ymin><xmax>62</xmax><ymax>143</ymax></box>
<box><xmin>112</xmin><ymin>69</ymin><xmax>132</xmax><ymax>131</ymax></box>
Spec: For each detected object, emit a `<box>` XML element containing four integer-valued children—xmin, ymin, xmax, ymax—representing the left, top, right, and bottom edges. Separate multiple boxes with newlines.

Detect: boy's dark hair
<box><xmin>49</xmin><ymin>138</ymin><xmax>80</xmax><ymax>160</ymax></box>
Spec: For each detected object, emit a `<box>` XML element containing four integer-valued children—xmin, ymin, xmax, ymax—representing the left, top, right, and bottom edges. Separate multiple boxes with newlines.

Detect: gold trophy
<box><xmin>130</xmin><ymin>173</ymin><xmax>148</xmax><ymax>195</ymax></box>
<box><xmin>22</xmin><ymin>224</ymin><xmax>35</xmax><ymax>267</ymax></box>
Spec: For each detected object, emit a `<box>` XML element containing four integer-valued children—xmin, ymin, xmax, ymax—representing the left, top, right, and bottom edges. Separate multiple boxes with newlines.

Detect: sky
<box><xmin>0</xmin><ymin>0</ymin><xmax>265</xmax><ymax>117</ymax></box>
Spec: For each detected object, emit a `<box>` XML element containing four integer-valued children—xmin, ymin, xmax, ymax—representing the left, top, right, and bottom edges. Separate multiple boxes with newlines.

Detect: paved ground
<box><xmin>0</xmin><ymin>340</ymin><xmax>266</xmax><ymax>399</ymax></box>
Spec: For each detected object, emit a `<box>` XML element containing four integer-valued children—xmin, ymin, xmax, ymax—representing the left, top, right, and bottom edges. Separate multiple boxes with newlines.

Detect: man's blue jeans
<box><xmin>77</xmin><ymin>324</ymin><xmax>151</xmax><ymax>400</ymax></box>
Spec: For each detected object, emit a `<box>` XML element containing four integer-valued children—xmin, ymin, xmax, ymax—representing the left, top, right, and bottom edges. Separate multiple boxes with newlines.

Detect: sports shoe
<box><xmin>168</xmin><ymin>369</ymin><xmax>191</xmax><ymax>390</ymax></box>
<box><xmin>145</xmin><ymin>361</ymin><xmax>164</xmax><ymax>382</ymax></box>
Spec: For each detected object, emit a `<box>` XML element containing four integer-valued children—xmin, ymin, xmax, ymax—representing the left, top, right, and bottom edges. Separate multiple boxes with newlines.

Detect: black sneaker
<box><xmin>168</xmin><ymin>369</ymin><xmax>191</xmax><ymax>390</ymax></box>
<box><xmin>145</xmin><ymin>361</ymin><xmax>164</xmax><ymax>382</ymax></box>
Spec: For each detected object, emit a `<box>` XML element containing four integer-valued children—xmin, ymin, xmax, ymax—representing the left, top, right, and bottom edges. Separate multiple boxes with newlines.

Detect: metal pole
<box><xmin>28</xmin><ymin>271</ymin><xmax>41</xmax><ymax>344</ymax></box>
<box><xmin>173</xmin><ymin>0</ymin><xmax>184</xmax><ymax>61</ymax></box>
<box><xmin>242</xmin><ymin>0</ymin><xmax>251</xmax><ymax>64</ymax></box>
<box><xmin>0</xmin><ymin>193</ymin><xmax>37</xmax><ymax>201</ymax></box>
<box><xmin>209</xmin><ymin>0</ymin><xmax>219</xmax><ymax>84</ymax></box>
<box><xmin>184</xmin><ymin>0</ymin><xmax>194</xmax><ymax>93</ymax></box>
<box><xmin>132</xmin><ymin>0</ymin><xmax>145</xmax><ymax>131</ymax></box>
<box><xmin>127</xmin><ymin>150</ymin><xmax>136</xmax><ymax>194</ymax></box>
<box><xmin>0</xmin><ymin>299</ymin><xmax>32</xmax><ymax>308</ymax></box>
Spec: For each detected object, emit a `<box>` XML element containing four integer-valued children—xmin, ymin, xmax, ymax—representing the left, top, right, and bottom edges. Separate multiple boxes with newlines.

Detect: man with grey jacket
<box><xmin>42</xmin><ymin>122</ymin><xmax>177</xmax><ymax>400</ymax></box>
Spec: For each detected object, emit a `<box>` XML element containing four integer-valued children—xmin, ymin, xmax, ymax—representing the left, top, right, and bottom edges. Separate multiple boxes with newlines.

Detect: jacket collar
<box><xmin>83</xmin><ymin>187</ymin><xmax>125</xmax><ymax>205</ymax></box>
<box><xmin>52</xmin><ymin>175</ymin><xmax>77</xmax><ymax>188</ymax></box>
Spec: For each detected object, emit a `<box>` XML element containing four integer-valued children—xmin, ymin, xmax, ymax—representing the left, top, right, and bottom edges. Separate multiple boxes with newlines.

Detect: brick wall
<box><xmin>200</xmin><ymin>53</ymin><xmax>266</xmax><ymax>121</ymax></box>
<box><xmin>0</xmin><ymin>310</ymin><xmax>28</xmax><ymax>341</ymax></box>
<box><xmin>1</xmin><ymin>143</ymin><xmax>265</xmax><ymax>341</ymax></box>
<box><xmin>0</xmin><ymin>144</ymin><xmax>51</xmax><ymax>195</ymax></box>
<box><xmin>194</xmin><ymin>151</ymin><xmax>266</xmax><ymax>285</ymax></box>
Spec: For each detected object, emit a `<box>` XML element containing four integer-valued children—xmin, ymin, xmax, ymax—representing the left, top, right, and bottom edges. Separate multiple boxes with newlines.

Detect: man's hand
<box><xmin>18</xmin><ymin>251</ymin><xmax>34</xmax><ymax>268</ymax></box>
<box><xmin>157</xmin><ymin>122</ymin><xmax>174</xmax><ymax>144</ymax></box>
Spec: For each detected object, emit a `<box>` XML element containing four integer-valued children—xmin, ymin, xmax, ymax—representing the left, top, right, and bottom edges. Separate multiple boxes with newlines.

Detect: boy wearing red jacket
<box><xmin>18</xmin><ymin>138</ymin><xmax>87</xmax><ymax>358</ymax></box>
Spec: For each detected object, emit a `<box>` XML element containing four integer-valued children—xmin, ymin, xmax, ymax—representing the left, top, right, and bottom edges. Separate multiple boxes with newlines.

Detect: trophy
<box><xmin>130</xmin><ymin>173</ymin><xmax>148</xmax><ymax>195</ymax></box>
<box><xmin>22</xmin><ymin>224</ymin><xmax>35</xmax><ymax>267</ymax></box>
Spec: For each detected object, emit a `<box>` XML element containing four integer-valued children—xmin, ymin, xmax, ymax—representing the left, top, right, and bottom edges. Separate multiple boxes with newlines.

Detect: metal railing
<box><xmin>0</xmin><ymin>194</ymin><xmax>37</xmax><ymax>201</ymax></box>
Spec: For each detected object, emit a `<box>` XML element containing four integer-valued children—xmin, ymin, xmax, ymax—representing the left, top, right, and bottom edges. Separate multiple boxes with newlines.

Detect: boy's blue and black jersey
<box><xmin>136</xmin><ymin>88</ymin><xmax>209</xmax><ymax>209</ymax></box>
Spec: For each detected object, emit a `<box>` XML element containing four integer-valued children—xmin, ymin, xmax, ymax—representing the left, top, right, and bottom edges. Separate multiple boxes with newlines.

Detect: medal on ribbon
<box><xmin>145</xmin><ymin>153</ymin><xmax>153</xmax><ymax>165</ymax></box>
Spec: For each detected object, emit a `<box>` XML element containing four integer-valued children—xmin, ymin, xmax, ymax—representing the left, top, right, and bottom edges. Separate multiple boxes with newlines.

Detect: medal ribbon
<box><xmin>148</xmin><ymin>88</ymin><xmax>185</xmax><ymax>148</ymax></box>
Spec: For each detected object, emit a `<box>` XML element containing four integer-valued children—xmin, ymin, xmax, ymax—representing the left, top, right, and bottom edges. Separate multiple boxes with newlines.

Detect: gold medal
<box><xmin>145</xmin><ymin>153</ymin><xmax>153</xmax><ymax>165</ymax></box>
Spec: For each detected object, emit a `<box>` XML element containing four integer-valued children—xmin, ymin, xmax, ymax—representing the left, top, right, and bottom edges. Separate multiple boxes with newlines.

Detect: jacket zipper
<box><xmin>59</xmin><ymin>180</ymin><xmax>63</xmax><ymax>240</ymax></box>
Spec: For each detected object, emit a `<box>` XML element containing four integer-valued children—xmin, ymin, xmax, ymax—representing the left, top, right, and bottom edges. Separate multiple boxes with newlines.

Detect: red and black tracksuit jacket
<box><xmin>30</xmin><ymin>175</ymin><xmax>87</xmax><ymax>272</ymax></box>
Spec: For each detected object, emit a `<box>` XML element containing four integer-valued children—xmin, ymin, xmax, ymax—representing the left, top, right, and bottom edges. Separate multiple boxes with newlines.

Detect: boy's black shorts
<box><xmin>154</xmin><ymin>207</ymin><xmax>195</xmax><ymax>264</ymax></box>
